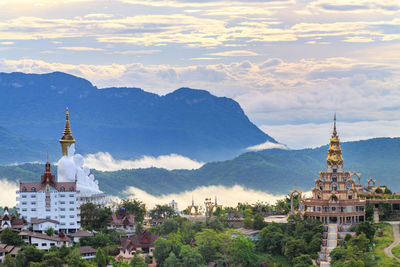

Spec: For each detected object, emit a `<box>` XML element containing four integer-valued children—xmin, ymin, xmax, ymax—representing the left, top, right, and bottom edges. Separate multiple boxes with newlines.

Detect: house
<box><xmin>26</xmin><ymin>218</ymin><xmax>60</xmax><ymax>233</ymax></box>
<box><xmin>0</xmin><ymin>244</ymin><xmax>20</xmax><ymax>263</ymax></box>
<box><xmin>118</xmin><ymin>230</ymin><xmax>158</xmax><ymax>261</ymax></box>
<box><xmin>78</xmin><ymin>246</ymin><xmax>97</xmax><ymax>259</ymax></box>
<box><xmin>108</xmin><ymin>208</ymin><xmax>136</xmax><ymax>235</ymax></box>
<box><xmin>0</xmin><ymin>207</ymin><xmax>27</xmax><ymax>231</ymax></box>
<box><xmin>69</xmin><ymin>230</ymin><xmax>94</xmax><ymax>243</ymax></box>
<box><xmin>19</xmin><ymin>230</ymin><xmax>71</xmax><ymax>250</ymax></box>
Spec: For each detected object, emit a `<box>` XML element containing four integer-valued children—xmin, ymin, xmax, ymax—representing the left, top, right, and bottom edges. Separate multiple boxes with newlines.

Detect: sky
<box><xmin>1</xmin><ymin>0</ymin><xmax>400</xmax><ymax>148</ymax></box>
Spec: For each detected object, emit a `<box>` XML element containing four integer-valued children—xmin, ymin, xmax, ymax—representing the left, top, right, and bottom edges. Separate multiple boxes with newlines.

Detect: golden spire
<box><xmin>59</xmin><ymin>107</ymin><xmax>76</xmax><ymax>156</ymax></box>
<box><xmin>326</xmin><ymin>114</ymin><xmax>343</xmax><ymax>167</ymax></box>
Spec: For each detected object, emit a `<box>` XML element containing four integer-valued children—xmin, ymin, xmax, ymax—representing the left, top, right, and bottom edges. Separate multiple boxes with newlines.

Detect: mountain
<box><xmin>3</xmin><ymin>137</ymin><xmax>400</xmax><ymax>196</ymax></box>
<box><xmin>0</xmin><ymin>72</ymin><xmax>275</xmax><ymax>162</ymax></box>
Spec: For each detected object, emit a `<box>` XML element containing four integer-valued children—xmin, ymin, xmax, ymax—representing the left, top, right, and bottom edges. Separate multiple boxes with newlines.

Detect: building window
<box><xmin>31</xmin><ymin>202</ymin><xmax>36</xmax><ymax>205</ymax></box>
<box><xmin>22</xmin><ymin>195</ymin><xmax>27</xmax><ymax>198</ymax></box>
<box><xmin>31</xmin><ymin>195</ymin><xmax>36</xmax><ymax>198</ymax></box>
<box><xmin>60</xmin><ymin>201</ymin><xmax>65</xmax><ymax>204</ymax></box>
<box><xmin>69</xmin><ymin>187</ymin><xmax>74</xmax><ymax>192</ymax></box>
<box><xmin>31</xmin><ymin>187</ymin><xmax>36</xmax><ymax>192</ymax></box>
<box><xmin>22</xmin><ymin>202</ymin><xmax>27</xmax><ymax>205</ymax></box>
<box><xmin>50</xmin><ymin>243</ymin><xmax>55</xmax><ymax>246</ymax></box>
<box><xmin>60</xmin><ymin>187</ymin><xmax>65</xmax><ymax>192</ymax></box>
<box><xmin>60</xmin><ymin>194</ymin><xmax>65</xmax><ymax>197</ymax></box>
<box><xmin>31</xmin><ymin>208</ymin><xmax>36</xmax><ymax>211</ymax></box>
<box><xmin>46</xmin><ymin>209</ymin><xmax>51</xmax><ymax>212</ymax></box>
<box><xmin>60</xmin><ymin>208</ymin><xmax>65</xmax><ymax>211</ymax></box>
<box><xmin>42</xmin><ymin>243</ymin><xmax>47</xmax><ymax>246</ymax></box>
<box><xmin>69</xmin><ymin>201</ymin><xmax>74</xmax><ymax>204</ymax></box>
<box><xmin>22</xmin><ymin>187</ymin><xmax>27</xmax><ymax>192</ymax></box>
<box><xmin>69</xmin><ymin>215</ymin><xmax>75</xmax><ymax>218</ymax></box>
<box><xmin>61</xmin><ymin>223</ymin><xmax>65</xmax><ymax>226</ymax></box>
<box><xmin>60</xmin><ymin>215</ymin><xmax>65</xmax><ymax>218</ymax></box>
<box><xmin>22</xmin><ymin>209</ymin><xmax>27</xmax><ymax>212</ymax></box>
<box><xmin>348</xmin><ymin>195</ymin><xmax>353</xmax><ymax>200</ymax></box>
<box><xmin>45</xmin><ymin>196</ymin><xmax>50</xmax><ymax>199</ymax></box>
<box><xmin>70</xmin><ymin>222</ymin><xmax>74</xmax><ymax>225</ymax></box>
<box><xmin>333</xmin><ymin>168</ymin><xmax>337</xmax><ymax>173</ymax></box>
<box><xmin>46</xmin><ymin>216</ymin><xmax>50</xmax><ymax>219</ymax></box>
<box><xmin>69</xmin><ymin>208</ymin><xmax>74</xmax><ymax>211</ymax></box>
<box><xmin>69</xmin><ymin>194</ymin><xmax>74</xmax><ymax>197</ymax></box>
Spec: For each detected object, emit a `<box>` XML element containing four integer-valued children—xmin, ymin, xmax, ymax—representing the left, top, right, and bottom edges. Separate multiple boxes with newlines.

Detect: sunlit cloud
<box><xmin>208</xmin><ymin>50</ymin><xmax>259</xmax><ymax>56</ymax></box>
<box><xmin>246</xmin><ymin>141</ymin><xmax>289</xmax><ymax>151</ymax></box>
<box><xmin>58</xmin><ymin>47</ymin><xmax>104</xmax><ymax>51</ymax></box>
<box><xmin>123</xmin><ymin>184</ymin><xmax>299</xmax><ymax>209</ymax></box>
<box><xmin>0</xmin><ymin>179</ymin><xmax>18</xmax><ymax>208</ymax></box>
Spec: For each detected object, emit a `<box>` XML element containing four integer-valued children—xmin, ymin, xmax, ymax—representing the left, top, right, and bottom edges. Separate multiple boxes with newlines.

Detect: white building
<box><xmin>25</xmin><ymin>218</ymin><xmax>60</xmax><ymax>234</ymax></box>
<box><xmin>19</xmin><ymin>230</ymin><xmax>71</xmax><ymax>250</ymax></box>
<box><xmin>16</xmin><ymin>161</ymin><xmax>80</xmax><ymax>233</ymax></box>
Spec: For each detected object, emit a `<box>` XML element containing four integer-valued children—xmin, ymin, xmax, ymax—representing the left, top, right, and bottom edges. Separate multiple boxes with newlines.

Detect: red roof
<box><xmin>19</xmin><ymin>182</ymin><xmax>76</xmax><ymax>192</ymax></box>
<box><xmin>78</xmin><ymin>246</ymin><xmax>97</xmax><ymax>254</ymax></box>
<box><xmin>110</xmin><ymin>209</ymin><xmax>135</xmax><ymax>227</ymax></box>
<box><xmin>19</xmin><ymin>230</ymin><xmax>71</xmax><ymax>242</ymax></box>
<box><xmin>69</xmin><ymin>230</ymin><xmax>94</xmax><ymax>237</ymax></box>
<box><xmin>30</xmin><ymin>218</ymin><xmax>60</xmax><ymax>225</ymax></box>
<box><xmin>120</xmin><ymin>230</ymin><xmax>158</xmax><ymax>253</ymax></box>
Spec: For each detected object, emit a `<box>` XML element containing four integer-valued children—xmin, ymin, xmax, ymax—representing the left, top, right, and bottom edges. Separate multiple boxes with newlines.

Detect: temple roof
<box><xmin>326</xmin><ymin>114</ymin><xmax>343</xmax><ymax>166</ymax></box>
<box><xmin>60</xmin><ymin>108</ymin><xmax>75</xmax><ymax>143</ymax></box>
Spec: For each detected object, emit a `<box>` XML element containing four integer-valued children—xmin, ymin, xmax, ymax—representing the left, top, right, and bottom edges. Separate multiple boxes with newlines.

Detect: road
<box><xmin>383</xmin><ymin>222</ymin><xmax>400</xmax><ymax>261</ymax></box>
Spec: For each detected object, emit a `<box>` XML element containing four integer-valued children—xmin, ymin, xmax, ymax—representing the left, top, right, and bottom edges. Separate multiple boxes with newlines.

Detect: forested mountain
<box><xmin>0</xmin><ymin>72</ymin><xmax>274</xmax><ymax>162</ymax></box>
<box><xmin>3</xmin><ymin>137</ymin><xmax>400</xmax><ymax>196</ymax></box>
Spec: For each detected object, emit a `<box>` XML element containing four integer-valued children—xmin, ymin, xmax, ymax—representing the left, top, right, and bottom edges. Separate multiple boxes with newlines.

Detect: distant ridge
<box><xmin>0</xmin><ymin>71</ymin><xmax>275</xmax><ymax>162</ymax></box>
<box><xmin>3</xmin><ymin>137</ymin><xmax>400</xmax><ymax>196</ymax></box>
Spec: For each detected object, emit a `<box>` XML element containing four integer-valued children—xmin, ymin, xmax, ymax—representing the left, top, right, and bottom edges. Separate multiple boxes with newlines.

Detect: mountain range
<box><xmin>0</xmin><ymin>71</ymin><xmax>274</xmax><ymax>163</ymax></box>
<box><xmin>2</xmin><ymin>137</ymin><xmax>400</xmax><ymax>196</ymax></box>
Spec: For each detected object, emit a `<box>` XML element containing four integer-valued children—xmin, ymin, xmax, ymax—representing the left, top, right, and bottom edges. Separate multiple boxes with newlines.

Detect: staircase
<box><xmin>319</xmin><ymin>224</ymin><xmax>338</xmax><ymax>267</ymax></box>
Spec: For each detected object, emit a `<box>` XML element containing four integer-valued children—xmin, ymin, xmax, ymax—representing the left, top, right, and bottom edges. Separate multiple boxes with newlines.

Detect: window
<box><xmin>69</xmin><ymin>215</ymin><xmax>75</xmax><ymax>218</ymax></box>
<box><xmin>22</xmin><ymin>195</ymin><xmax>27</xmax><ymax>198</ymax></box>
<box><xmin>69</xmin><ymin>208</ymin><xmax>74</xmax><ymax>211</ymax></box>
<box><xmin>60</xmin><ymin>215</ymin><xmax>65</xmax><ymax>218</ymax></box>
<box><xmin>31</xmin><ymin>208</ymin><xmax>36</xmax><ymax>211</ymax></box>
<box><xmin>70</xmin><ymin>222</ymin><xmax>74</xmax><ymax>225</ymax></box>
<box><xmin>60</xmin><ymin>208</ymin><xmax>65</xmax><ymax>211</ymax></box>
<box><xmin>60</xmin><ymin>201</ymin><xmax>65</xmax><ymax>204</ymax></box>
<box><xmin>46</xmin><ymin>209</ymin><xmax>50</xmax><ymax>212</ymax></box>
<box><xmin>45</xmin><ymin>196</ymin><xmax>50</xmax><ymax>199</ymax></box>
<box><xmin>69</xmin><ymin>201</ymin><xmax>74</xmax><ymax>204</ymax></box>
<box><xmin>60</xmin><ymin>187</ymin><xmax>65</xmax><ymax>192</ymax></box>
<box><xmin>22</xmin><ymin>187</ymin><xmax>27</xmax><ymax>192</ymax></box>
<box><xmin>69</xmin><ymin>187</ymin><xmax>74</xmax><ymax>192</ymax></box>
<box><xmin>31</xmin><ymin>187</ymin><xmax>36</xmax><ymax>192</ymax></box>
<box><xmin>61</xmin><ymin>223</ymin><xmax>65</xmax><ymax>226</ymax></box>
<box><xmin>46</xmin><ymin>216</ymin><xmax>50</xmax><ymax>219</ymax></box>
<box><xmin>31</xmin><ymin>202</ymin><xmax>36</xmax><ymax>205</ymax></box>
<box><xmin>33</xmin><ymin>243</ymin><xmax>38</xmax><ymax>247</ymax></box>
<box><xmin>22</xmin><ymin>208</ymin><xmax>27</xmax><ymax>212</ymax></box>
<box><xmin>42</xmin><ymin>243</ymin><xmax>47</xmax><ymax>246</ymax></box>
<box><xmin>69</xmin><ymin>194</ymin><xmax>74</xmax><ymax>197</ymax></box>
<box><xmin>50</xmin><ymin>243</ymin><xmax>55</xmax><ymax>246</ymax></box>
<box><xmin>348</xmin><ymin>195</ymin><xmax>353</xmax><ymax>200</ymax></box>
<box><xmin>22</xmin><ymin>202</ymin><xmax>27</xmax><ymax>205</ymax></box>
<box><xmin>60</xmin><ymin>194</ymin><xmax>65</xmax><ymax>197</ymax></box>
<box><xmin>31</xmin><ymin>195</ymin><xmax>36</xmax><ymax>198</ymax></box>
<box><xmin>333</xmin><ymin>168</ymin><xmax>337</xmax><ymax>173</ymax></box>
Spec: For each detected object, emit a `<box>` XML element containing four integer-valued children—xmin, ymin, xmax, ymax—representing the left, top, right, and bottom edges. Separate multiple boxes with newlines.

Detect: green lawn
<box><xmin>370</xmin><ymin>223</ymin><xmax>399</xmax><ymax>266</ymax></box>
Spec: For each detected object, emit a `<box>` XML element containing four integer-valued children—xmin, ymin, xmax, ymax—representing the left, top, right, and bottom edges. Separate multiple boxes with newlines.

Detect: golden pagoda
<box><xmin>59</xmin><ymin>108</ymin><xmax>75</xmax><ymax>156</ymax></box>
<box><xmin>326</xmin><ymin>114</ymin><xmax>343</xmax><ymax>167</ymax></box>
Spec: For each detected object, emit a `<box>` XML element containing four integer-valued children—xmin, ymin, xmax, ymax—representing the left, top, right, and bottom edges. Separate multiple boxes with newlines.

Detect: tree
<box><xmin>353</xmin><ymin>221</ymin><xmax>375</xmax><ymax>242</ymax></box>
<box><xmin>284</xmin><ymin>238</ymin><xmax>306</xmax><ymax>260</ymax></box>
<box><xmin>80</xmin><ymin>203</ymin><xmax>112</xmax><ymax>231</ymax></box>
<box><xmin>228</xmin><ymin>235</ymin><xmax>258</xmax><ymax>267</ymax></box>
<box><xmin>243</xmin><ymin>216</ymin><xmax>253</xmax><ymax>229</ymax></box>
<box><xmin>253</xmin><ymin>213</ymin><xmax>266</xmax><ymax>230</ymax></box>
<box><xmin>160</xmin><ymin>218</ymin><xmax>179</xmax><ymax>235</ymax></box>
<box><xmin>149</xmin><ymin>205</ymin><xmax>176</xmax><ymax>221</ymax></box>
<box><xmin>130</xmin><ymin>256</ymin><xmax>146</xmax><ymax>267</ymax></box>
<box><xmin>24</xmin><ymin>246</ymin><xmax>45</xmax><ymax>264</ymax></box>
<box><xmin>292</xmin><ymin>254</ymin><xmax>313</xmax><ymax>267</ymax></box>
<box><xmin>120</xmin><ymin>199</ymin><xmax>146</xmax><ymax>223</ymax></box>
<box><xmin>195</xmin><ymin>229</ymin><xmax>222</xmax><ymax>263</ymax></box>
<box><xmin>257</xmin><ymin>222</ymin><xmax>284</xmax><ymax>254</ymax></box>
<box><xmin>179</xmin><ymin>245</ymin><xmax>204</xmax><ymax>266</ymax></box>
<box><xmin>95</xmin><ymin>248</ymin><xmax>107</xmax><ymax>267</ymax></box>
<box><xmin>206</xmin><ymin>217</ymin><xmax>224</xmax><ymax>232</ymax></box>
<box><xmin>164</xmin><ymin>252</ymin><xmax>181</xmax><ymax>267</ymax></box>
<box><xmin>154</xmin><ymin>237</ymin><xmax>173</xmax><ymax>266</ymax></box>
<box><xmin>0</xmin><ymin>228</ymin><xmax>24</xmax><ymax>246</ymax></box>
<box><xmin>45</xmin><ymin>227</ymin><xmax>55</xmax><ymax>236</ymax></box>
<box><xmin>66</xmin><ymin>248</ymin><xmax>84</xmax><ymax>267</ymax></box>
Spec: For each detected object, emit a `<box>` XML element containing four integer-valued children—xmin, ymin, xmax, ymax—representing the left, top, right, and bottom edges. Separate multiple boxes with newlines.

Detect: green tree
<box><xmin>45</xmin><ymin>227</ymin><xmax>55</xmax><ymax>236</ymax></box>
<box><xmin>80</xmin><ymin>203</ymin><xmax>112</xmax><ymax>231</ymax></box>
<box><xmin>120</xmin><ymin>199</ymin><xmax>146</xmax><ymax>223</ymax></box>
<box><xmin>23</xmin><ymin>246</ymin><xmax>45</xmax><ymax>264</ymax></box>
<box><xmin>227</xmin><ymin>235</ymin><xmax>258</xmax><ymax>267</ymax></box>
<box><xmin>195</xmin><ymin>229</ymin><xmax>222</xmax><ymax>263</ymax></box>
<box><xmin>149</xmin><ymin>205</ymin><xmax>176</xmax><ymax>221</ymax></box>
<box><xmin>160</xmin><ymin>218</ymin><xmax>179</xmax><ymax>235</ymax></box>
<box><xmin>164</xmin><ymin>252</ymin><xmax>181</xmax><ymax>267</ymax></box>
<box><xmin>353</xmin><ymin>221</ymin><xmax>375</xmax><ymax>242</ymax></box>
<box><xmin>292</xmin><ymin>254</ymin><xmax>313</xmax><ymax>267</ymax></box>
<box><xmin>95</xmin><ymin>248</ymin><xmax>107</xmax><ymax>267</ymax></box>
<box><xmin>130</xmin><ymin>256</ymin><xmax>146</xmax><ymax>267</ymax></box>
<box><xmin>243</xmin><ymin>216</ymin><xmax>253</xmax><ymax>229</ymax></box>
<box><xmin>257</xmin><ymin>222</ymin><xmax>284</xmax><ymax>254</ymax></box>
<box><xmin>0</xmin><ymin>228</ymin><xmax>24</xmax><ymax>246</ymax></box>
<box><xmin>179</xmin><ymin>245</ymin><xmax>204</xmax><ymax>266</ymax></box>
<box><xmin>284</xmin><ymin>238</ymin><xmax>306</xmax><ymax>260</ymax></box>
<box><xmin>66</xmin><ymin>248</ymin><xmax>84</xmax><ymax>267</ymax></box>
<box><xmin>253</xmin><ymin>213</ymin><xmax>266</xmax><ymax>230</ymax></box>
<box><xmin>154</xmin><ymin>237</ymin><xmax>173</xmax><ymax>266</ymax></box>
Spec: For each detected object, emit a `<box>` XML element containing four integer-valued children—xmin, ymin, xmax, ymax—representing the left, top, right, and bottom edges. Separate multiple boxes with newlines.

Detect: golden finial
<box><xmin>60</xmin><ymin>107</ymin><xmax>76</xmax><ymax>156</ymax></box>
<box><xmin>333</xmin><ymin>113</ymin><xmax>337</xmax><ymax>136</ymax></box>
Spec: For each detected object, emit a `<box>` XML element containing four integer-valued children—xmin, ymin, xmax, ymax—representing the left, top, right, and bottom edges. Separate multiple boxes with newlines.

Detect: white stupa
<box><xmin>57</xmin><ymin>108</ymin><xmax>109</xmax><ymax>206</ymax></box>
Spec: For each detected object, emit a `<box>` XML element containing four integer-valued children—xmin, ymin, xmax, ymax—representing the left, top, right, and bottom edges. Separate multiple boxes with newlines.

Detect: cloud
<box><xmin>262</xmin><ymin>120</ymin><xmax>400</xmax><ymax>149</ymax></box>
<box><xmin>0</xmin><ymin>179</ymin><xmax>18</xmax><ymax>208</ymax></box>
<box><xmin>208</xmin><ymin>50</ymin><xmax>259</xmax><ymax>57</ymax></box>
<box><xmin>343</xmin><ymin>36</ymin><xmax>374</xmax><ymax>42</ymax></box>
<box><xmin>246</xmin><ymin>141</ymin><xmax>289</xmax><ymax>151</ymax></box>
<box><xmin>83</xmin><ymin>152</ymin><xmax>204</xmax><ymax>171</ymax></box>
<box><xmin>123</xmin><ymin>184</ymin><xmax>300</xmax><ymax>209</ymax></box>
<box><xmin>58</xmin><ymin>47</ymin><xmax>104</xmax><ymax>51</ymax></box>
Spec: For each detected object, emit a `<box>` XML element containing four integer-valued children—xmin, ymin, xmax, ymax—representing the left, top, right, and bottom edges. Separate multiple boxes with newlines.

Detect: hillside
<box><xmin>0</xmin><ymin>72</ymin><xmax>274</xmax><ymax>162</ymax></box>
<box><xmin>3</xmin><ymin>137</ymin><xmax>400</xmax><ymax>196</ymax></box>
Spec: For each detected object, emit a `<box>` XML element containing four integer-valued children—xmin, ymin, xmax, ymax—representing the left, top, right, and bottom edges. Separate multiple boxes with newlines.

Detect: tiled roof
<box><xmin>110</xmin><ymin>210</ymin><xmax>135</xmax><ymax>226</ymax></box>
<box><xmin>120</xmin><ymin>230</ymin><xmax>158</xmax><ymax>252</ymax></box>
<box><xmin>19</xmin><ymin>230</ymin><xmax>71</xmax><ymax>242</ymax></box>
<box><xmin>0</xmin><ymin>244</ymin><xmax>21</xmax><ymax>255</ymax></box>
<box><xmin>78</xmin><ymin>246</ymin><xmax>97</xmax><ymax>254</ymax></box>
<box><xmin>19</xmin><ymin>182</ymin><xmax>76</xmax><ymax>192</ymax></box>
<box><xmin>30</xmin><ymin>218</ymin><xmax>60</xmax><ymax>225</ymax></box>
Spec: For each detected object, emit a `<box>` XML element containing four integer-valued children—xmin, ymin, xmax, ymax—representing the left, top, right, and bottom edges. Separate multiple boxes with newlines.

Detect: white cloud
<box><xmin>0</xmin><ymin>179</ymin><xmax>18</xmax><ymax>208</ymax></box>
<box><xmin>58</xmin><ymin>47</ymin><xmax>104</xmax><ymax>51</ymax></box>
<box><xmin>208</xmin><ymin>50</ymin><xmax>259</xmax><ymax>57</ymax></box>
<box><xmin>262</xmin><ymin>120</ymin><xmax>400</xmax><ymax>149</ymax></box>
<box><xmin>83</xmin><ymin>152</ymin><xmax>204</xmax><ymax>171</ymax></box>
<box><xmin>246</xmin><ymin>141</ymin><xmax>289</xmax><ymax>151</ymax></box>
<box><xmin>123</xmin><ymin>184</ymin><xmax>301</xmax><ymax>210</ymax></box>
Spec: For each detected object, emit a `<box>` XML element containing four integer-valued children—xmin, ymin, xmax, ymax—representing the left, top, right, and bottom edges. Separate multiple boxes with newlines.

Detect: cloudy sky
<box><xmin>1</xmin><ymin>0</ymin><xmax>400</xmax><ymax>148</ymax></box>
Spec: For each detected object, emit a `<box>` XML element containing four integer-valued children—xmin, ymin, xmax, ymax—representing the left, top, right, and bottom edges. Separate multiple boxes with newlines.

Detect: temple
<box><xmin>57</xmin><ymin>108</ymin><xmax>109</xmax><ymax>206</ymax></box>
<box><xmin>301</xmin><ymin>114</ymin><xmax>366</xmax><ymax>225</ymax></box>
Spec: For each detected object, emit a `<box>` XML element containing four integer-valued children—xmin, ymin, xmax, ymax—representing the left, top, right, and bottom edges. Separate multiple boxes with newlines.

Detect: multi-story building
<box><xmin>16</xmin><ymin>160</ymin><xmax>80</xmax><ymax>233</ymax></box>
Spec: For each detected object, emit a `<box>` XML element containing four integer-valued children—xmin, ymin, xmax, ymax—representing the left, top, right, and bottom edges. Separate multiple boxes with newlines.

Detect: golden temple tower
<box><xmin>326</xmin><ymin>113</ymin><xmax>343</xmax><ymax>167</ymax></box>
<box><xmin>59</xmin><ymin>108</ymin><xmax>75</xmax><ymax>156</ymax></box>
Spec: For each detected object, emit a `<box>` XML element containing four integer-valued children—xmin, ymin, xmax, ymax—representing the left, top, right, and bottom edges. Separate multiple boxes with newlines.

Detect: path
<box><xmin>383</xmin><ymin>222</ymin><xmax>400</xmax><ymax>261</ymax></box>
